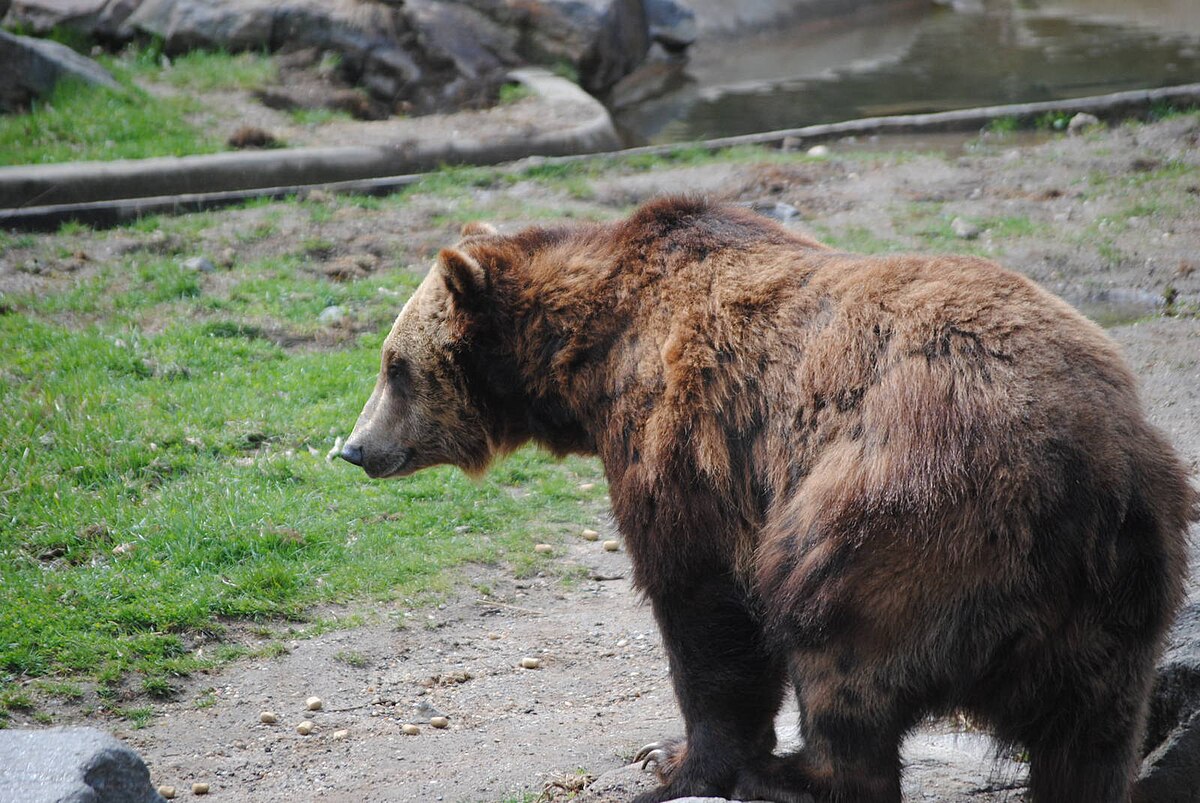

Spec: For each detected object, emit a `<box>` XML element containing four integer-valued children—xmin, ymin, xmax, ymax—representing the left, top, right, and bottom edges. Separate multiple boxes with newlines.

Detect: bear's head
<box><xmin>340</xmin><ymin>222</ymin><xmax>503</xmax><ymax>479</ymax></box>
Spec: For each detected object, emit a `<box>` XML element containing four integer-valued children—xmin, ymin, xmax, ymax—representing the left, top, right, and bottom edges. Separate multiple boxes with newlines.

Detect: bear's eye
<box><xmin>386</xmin><ymin>357</ymin><xmax>411</xmax><ymax>386</ymax></box>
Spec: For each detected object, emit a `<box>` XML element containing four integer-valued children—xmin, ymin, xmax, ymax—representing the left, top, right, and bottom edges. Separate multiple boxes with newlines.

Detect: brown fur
<box><xmin>343</xmin><ymin>198</ymin><xmax>1195</xmax><ymax>803</ymax></box>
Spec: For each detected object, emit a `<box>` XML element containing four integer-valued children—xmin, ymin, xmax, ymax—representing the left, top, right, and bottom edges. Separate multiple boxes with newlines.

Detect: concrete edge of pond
<box><xmin>2</xmin><ymin>82</ymin><xmax>1199</xmax><ymax>232</ymax></box>
<box><xmin>0</xmin><ymin>67</ymin><xmax>621</xmax><ymax>213</ymax></box>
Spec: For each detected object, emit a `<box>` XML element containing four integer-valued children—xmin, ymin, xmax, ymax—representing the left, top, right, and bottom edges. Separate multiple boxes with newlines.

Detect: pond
<box><xmin>616</xmin><ymin>0</ymin><xmax>1200</xmax><ymax>144</ymax></box>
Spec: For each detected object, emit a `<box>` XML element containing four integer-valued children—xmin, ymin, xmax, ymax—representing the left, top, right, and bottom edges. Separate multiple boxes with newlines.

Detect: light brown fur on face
<box><xmin>342</xmin><ymin>197</ymin><xmax>1195</xmax><ymax>803</ymax></box>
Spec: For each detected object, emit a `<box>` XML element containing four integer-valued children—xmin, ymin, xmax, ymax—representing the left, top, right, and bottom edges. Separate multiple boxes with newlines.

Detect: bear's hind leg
<box><xmin>734</xmin><ymin>649</ymin><xmax>907</xmax><ymax>803</ymax></box>
<box><xmin>631</xmin><ymin>574</ymin><xmax>786</xmax><ymax>803</ymax></box>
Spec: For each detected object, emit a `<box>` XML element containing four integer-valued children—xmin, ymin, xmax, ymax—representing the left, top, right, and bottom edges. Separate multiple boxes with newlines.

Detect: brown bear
<box><xmin>340</xmin><ymin>197</ymin><xmax>1195</xmax><ymax>803</ymax></box>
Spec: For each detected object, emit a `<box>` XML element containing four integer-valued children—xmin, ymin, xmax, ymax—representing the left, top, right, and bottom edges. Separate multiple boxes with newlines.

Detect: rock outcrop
<box><xmin>3</xmin><ymin>0</ymin><xmax>696</xmax><ymax>114</ymax></box>
<box><xmin>0</xmin><ymin>727</ymin><xmax>165</xmax><ymax>803</ymax></box>
<box><xmin>0</xmin><ymin>27</ymin><xmax>121</xmax><ymax>112</ymax></box>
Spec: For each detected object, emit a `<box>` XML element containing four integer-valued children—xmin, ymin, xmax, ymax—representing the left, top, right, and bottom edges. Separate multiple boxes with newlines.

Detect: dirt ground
<box><xmin>6</xmin><ymin>113</ymin><xmax>1200</xmax><ymax>802</ymax></box>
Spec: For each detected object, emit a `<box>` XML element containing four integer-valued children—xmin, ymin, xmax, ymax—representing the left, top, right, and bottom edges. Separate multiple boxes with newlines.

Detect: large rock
<box><xmin>0</xmin><ymin>28</ymin><xmax>120</xmax><ymax>112</ymax></box>
<box><xmin>1137</xmin><ymin>601</ymin><xmax>1200</xmax><ymax>801</ymax></box>
<box><xmin>0</xmin><ymin>727</ymin><xmax>166</xmax><ymax>803</ymax></box>
<box><xmin>3</xmin><ymin>0</ymin><xmax>140</xmax><ymax>41</ymax></box>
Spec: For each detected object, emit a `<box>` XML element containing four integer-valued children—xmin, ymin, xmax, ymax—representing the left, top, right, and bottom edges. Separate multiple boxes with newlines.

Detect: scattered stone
<box><xmin>1067</xmin><ymin>112</ymin><xmax>1102</xmax><ymax>136</ymax></box>
<box><xmin>306</xmin><ymin>696</ymin><xmax>323</xmax><ymax>711</ymax></box>
<box><xmin>182</xmin><ymin>256</ymin><xmax>215</xmax><ymax>273</ymax></box>
<box><xmin>318</xmin><ymin>305</ymin><xmax>346</xmax><ymax>325</ymax></box>
<box><xmin>534</xmin><ymin>543</ymin><xmax>553</xmax><ymax>554</ymax></box>
<box><xmin>603</xmin><ymin>540</ymin><xmax>620</xmax><ymax>552</ymax></box>
<box><xmin>412</xmin><ymin>700</ymin><xmax>446</xmax><ymax>723</ymax></box>
<box><xmin>332</xmin><ymin>729</ymin><xmax>350</xmax><ymax>740</ymax></box>
<box><xmin>581</xmin><ymin>529</ymin><xmax>600</xmax><ymax>541</ymax></box>
<box><xmin>950</xmin><ymin>217</ymin><xmax>982</xmax><ymax>240</ymax></box>
<box><xmin>227</xmin><ymin>126</ymin><xmax>279</xmax><ymax>149</ymax></box>
<box><xmin>806</xmin><ymin>144</ymin><xmax>830</xmax><ymax>157</ymax></box>
<box><xmin>751</xmin><ymin>200</ymin><xmax>800</xmax><ymax>222</ymax></box>
<box><xmin>296</xmin><ymin>720</ymin><xmax>315</xmax><ymax>735</ymax></box>
<box><xmin>521</xmin><ymin>657</ymin><xmax>541</xmax><ymax>669</ymax></box>
<box><xmin>158</xmin><ymin>786</ymin><xmax>177</xmax><ymax>799</ymax></box>
<box><xmin>259</xmin><ymin>711</ymin><xmax>277</xmax><ymax>724</ymax></box>
<box><xmin>0</xmin><ymin>727</ymin><xmax>165</xmax><ymax>803</ymax></box>
<box><xmin>430</xmin><ymin>716</ymin><xmax>450</xmax><ymax>729</ymax></box>
<box><xmin>579</xmin><ymin>482</ymin><xmax>596</xmax><ymax>491</ymax></box>
<box><xmin>191</xmin><ymin>782</ymin><xmax>209</xmax><ymax>795</ymax></box>
<box><xmin>401</xmin><ymin>723</ymin><xmax>420</xmax><ymax>735</ymax></box>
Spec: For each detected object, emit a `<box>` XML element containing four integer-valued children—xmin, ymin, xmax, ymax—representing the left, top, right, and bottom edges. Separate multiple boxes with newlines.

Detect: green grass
<box><xmin>0</xmin><ymin>247</ymin><xmax>609</xmax><ymax>721</ymax></box>
<box><xmin>0</xmin><ymin>46</ymin><xmax>275</xmax><ymax>166</ymax></box>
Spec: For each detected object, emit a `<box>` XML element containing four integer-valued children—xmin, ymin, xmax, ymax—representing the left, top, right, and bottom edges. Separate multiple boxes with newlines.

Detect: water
<box><xmin>616</xmin><ymin>0</ymin><xmax>1200</xmax><ymax>144</ymax></box>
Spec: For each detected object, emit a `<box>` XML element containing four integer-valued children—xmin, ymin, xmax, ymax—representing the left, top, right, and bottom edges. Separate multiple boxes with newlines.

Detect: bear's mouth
<box><xmin>381</xmin><ymin>447</ymin><xmax>416</xmax><ymax>478</ymax></box>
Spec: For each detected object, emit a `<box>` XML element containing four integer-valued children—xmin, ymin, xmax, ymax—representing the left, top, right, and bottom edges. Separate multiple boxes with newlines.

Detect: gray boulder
<box><xmin>0</xmin><ymin>28</ymin><xmax>120</xmax><ymax>112</ymax></box>
<box><xmin>3</xmin><ymin>0</ymin><xmax>141</xmax><ymax>41</ymax></box>
<box><xmin>1137</xmin><ymin>601</ymin><xmax>1200</xmax><ymax>801</ymax></box>
<box><xmin>0</xmin><ymin>727</ymin><xmax>166</xmax><ymax>803</ymax></box>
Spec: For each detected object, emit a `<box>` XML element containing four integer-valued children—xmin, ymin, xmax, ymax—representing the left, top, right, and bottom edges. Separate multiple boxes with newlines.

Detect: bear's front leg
<box><xmin>631</xmin><ymin>573</ymin><xmax>786</xmax><ymax>803</ymax></box>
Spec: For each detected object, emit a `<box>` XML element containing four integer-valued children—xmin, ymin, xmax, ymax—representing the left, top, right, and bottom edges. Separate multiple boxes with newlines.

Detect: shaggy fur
<box><xmin>343</xmin><ymin>197</ymin><xmax>1195</xmax><ymax>803</ymax></box>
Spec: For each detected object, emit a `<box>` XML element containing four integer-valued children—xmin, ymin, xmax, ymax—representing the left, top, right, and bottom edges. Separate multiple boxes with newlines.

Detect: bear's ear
<box><xmin>437</xmin><ymin>247</ymin><xmax>487</xmax><ymax>302</ymax></box>
<box><xmin>460</xmin><ymin>221</ymin><xmax>497</xmax><ymax>237</ymax></box>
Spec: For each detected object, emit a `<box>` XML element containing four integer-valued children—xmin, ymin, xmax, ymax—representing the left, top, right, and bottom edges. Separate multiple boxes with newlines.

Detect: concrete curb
<box><xmin>0</xmin><ymin>68</ymin><xmax>620</xmax><ymax>210</ymax></box>
<box><xmin>3</xmin><ymin>82</ymin><xmax>1199</xmax><ymax>231</ymax></box>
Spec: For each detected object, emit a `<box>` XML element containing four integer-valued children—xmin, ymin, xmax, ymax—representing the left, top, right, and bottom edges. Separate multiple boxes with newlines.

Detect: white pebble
<box><xmin>603</xmin><ymin>540</ymin><xmax>620</xmax><ymax>552</ymax></box>
<box><xmin>158</xmin><ymin>786</ymin><xmax>176</xmax><ymax>800</ymax></box>
<box><xmin>332</xmin><ymin>729</ymin><xmax>349</xmax><ymax>740</ymax></box>
<box><xmin>521</xmin><ymin>657</ymin><xmax>541</xmax><ymax>669</ymax></box>
<box><xmin>807</xmin><ymin>144</ymin><xmax>830</xmax><ymax>157</ymax></box>
<box><xmin>192</xmin><ymin>782</ymin><xmax>210</xmax><ymax>795</ymax></box>
<box><xmin>581</xmin><ymin>529</ymin><xmax>600</xmax><ymax>541</ymax></box>
<box><xmin>259</xmin><ymin>711</ymin><xmax>277</xmax><ymax>724</ymax></box>
<box><xmin>401</xmin><ymin>723</ymin><xmax>420</xmax><ymax>735</ymax></box>
<box><xmin>578</xmin><ymin>483</ymin><xmax>596</xmax><ymax>491</ymax></box>
<box><xmin>297</xmin><ymin>720</ymin><xmax>315</xmax><ymax>735</ymax></box>
<box><xmin>306</xmin><ymin>696</ymin><xmax>323</xmax><ymax>711</ymax></box>
<box><xmin>534</xmin><ymin>543</ymin><xmax>552</xmax><ymax>554</ymax></box>
<box><xmin>430</xmin><ymin>716</ymin><xmax>449</xmax><ymax>729</ymax></box>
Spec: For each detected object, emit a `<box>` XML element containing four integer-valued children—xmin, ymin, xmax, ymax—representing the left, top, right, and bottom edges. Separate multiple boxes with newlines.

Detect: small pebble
<box><xmin>807</xmin><ymin>144</ymin><xmax>830</xmax><ymax>157</ymax></box>
<box><xmin>603</xmin><ymin>540</ymin><xmax>620</xmax><ymax>552</ymax></box>
<box><xmin>158</xmin><ymin>786</ymin><xmax>176</xmax><ymax>800</ymax></box>
<box><xmin>259</xmin><ymin>711</ymin><xmax>277</xmax><ymax>724</ymax></box>
<box><xmin>182</xmin><ymin>256</ymin><xmax>215</xmax><ymax>273</ymax></box>
<box><xmin>297</xmin><ymin>720</ymin><xmax>315</xmax><ymax>735</ymax></box>
<box><xmin>521</xmin><ymin>657</ymin><xmax>541</xmax><ymax>669</ymax></box>
<box><xmin>951</xmin><ymin>217</ymin><xmax>982</xmax><ymax>240</ymax></box>
<box><xmin>581</xmin><ymin>529</ymin><xmax>600</xmax><ymax>541</ymax></box>
<box><xmin>578</xmin><ymin>482</ymin><xmax>596</xmax><ymax>491</ymax></box>
<box><xmin>534</xmin><ymin>543</ymin><xmax>552</xmax><ymax>554</ymax></box>
<box><xmin>306</xmin><ymin>695</ymin><xmax>323</xmax><ymax>711</ymax></box>
<box><xmin>401</xmin><ymin>723</ymin><xmax>420</xmax><ymax>735</ymax></box>
<box><xmin>332</xmin><ymin>729</ymin><xmax>350</xmax><ymax>740</ymax></box>
<box><xmin>192</xmin><ymin>782</ymin><xmax>210</xmax><ymax>795</ymax></box>
<box><xmin>430</xmin><ymin>716</ymin><xmax>449</xmax><ymax>729</ymax></box>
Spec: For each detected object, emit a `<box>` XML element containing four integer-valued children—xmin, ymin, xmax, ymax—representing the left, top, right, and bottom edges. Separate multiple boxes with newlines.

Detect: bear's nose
<box><xmin>340</xmin><ymin>443</ymin><xmax>364</xmax><ymax>467</ymax></box>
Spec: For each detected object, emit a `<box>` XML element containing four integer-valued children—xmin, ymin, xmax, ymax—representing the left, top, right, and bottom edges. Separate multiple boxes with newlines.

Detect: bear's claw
<box><xmin>635</xmin><ymin>742</ymin><xmax>669</xmax><ymax>770</ymax></box>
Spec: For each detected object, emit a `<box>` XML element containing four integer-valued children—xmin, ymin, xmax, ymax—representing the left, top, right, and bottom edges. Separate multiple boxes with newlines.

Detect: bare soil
<box><xmin>6</xmin><ymin>113</ymin><xmax>1200</xmax><ymax>802</ymax></box>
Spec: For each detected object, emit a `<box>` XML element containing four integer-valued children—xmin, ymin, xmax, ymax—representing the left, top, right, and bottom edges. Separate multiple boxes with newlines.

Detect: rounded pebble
<box><xmin>158</xmin><ymin>786</ymin><xmax>177</xmax><ymax>800</ymax></box>
<box><xmin>306</xmin><ymin>696</ymin><xmax>323</xmax><ymax>711</ymax></box>
<box><xmin>297</xmin><ymin>720</ymin><xmax>315</xmax><ymax>735</ymax></box>
<box><xmin>192</xmin><ymin>782</ymin><xmax>210</xmax><ymax>795</ymax></box>
<box><xmin>401</xmin><ymin>723</ymin><xmax>420</xmax><ymax>735</ymax></box>
<box><xmin>807</xmin><ymin>144</ymin><xmax>830</xmax><ymax>157</ymax></box>
<box><xmin>520</xmin><ymin>657</ymin><xmax>541</xmax><ymax>669</ymax></box>
<box><xmin>534</xmin><ymin>543</ymin><xmax>552</xmax><ymax>554</ymax></box>
<box><xmin>259</xmin><ymin>711</ymin><xmax>277</xmax><ymax>724</ymax></box>
<box><xmin>333</xmin><ymin>729</ymin><xmax>349</xmax><ymax>740</ymax></box>
<box><xmin>580</xmin><ymin>529</ymin><xmax>599</xmax><ymax>541</ymax></box>
<box><xmin>578</xmin><ymin>483</ymin><xmax>596</xmax><ymax>491</ymax></box>
<box><xmin>430</xmin><ymin>716</ymin><xmax>449</xmax><ymax>729</ymax></box>
<box><xmin>603</xmin><ymin>540</ymin><xmax>620</xmax><ymax>552</ymax></box>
